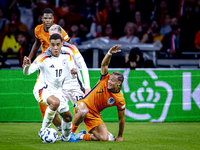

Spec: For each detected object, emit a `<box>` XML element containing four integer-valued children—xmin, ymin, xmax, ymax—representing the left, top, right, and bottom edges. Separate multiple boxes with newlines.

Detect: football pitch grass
<box><xmin>0</xmin><ymin>122</ymin><xmax>200</xmax><ymax>150</ymax></box>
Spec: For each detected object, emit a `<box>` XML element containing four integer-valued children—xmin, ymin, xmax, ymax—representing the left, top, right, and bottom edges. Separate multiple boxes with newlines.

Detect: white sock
<box><xmin>56</xmin><ymin>126</ymin><xmax>62</xmax><ymax>134</ymax></box>
<box><xmin>62</xmin><ymin>120</ymin><xmax>72</xmax><ymax>140</ymax></box>
<box><xmin>41</xmin><ymin>107</ymin><xmax>56</xmax><ymax>130</ymax></box>
<box><xmin>80</xmin><ymin>134</ymin><xmax>84</xmax><ymax>139</ymax></box>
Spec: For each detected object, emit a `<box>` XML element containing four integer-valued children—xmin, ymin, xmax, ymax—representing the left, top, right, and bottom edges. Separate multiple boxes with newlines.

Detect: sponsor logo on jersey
<box><xmin>108</xmin><ymin>97</ymin><xmax>115</xmax><ymax>104</ymax></box>
<box><xmin>49</xmin><ymin>64</ymin><xmax>55</xmax><ymax>68</ymax></box>
<box><xmin>62</xmin><ymin>59</ymin><xmax>67</xmax><ymax>66</ymax></box>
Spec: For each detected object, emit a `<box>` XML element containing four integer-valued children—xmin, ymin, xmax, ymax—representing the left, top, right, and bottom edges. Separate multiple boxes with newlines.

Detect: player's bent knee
<box><xmin>51</xmin><ymin>99</ymin><xmax>60</xmax><ymax>108</ymax></box>
<box><xmin>80</xmin><ymin>108</ymin><xmax>89</xmax><ymax>117</ymax></box>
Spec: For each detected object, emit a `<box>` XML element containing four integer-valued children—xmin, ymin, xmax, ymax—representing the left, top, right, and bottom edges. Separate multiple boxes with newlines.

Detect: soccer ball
<box><xmin>40</xmin><ymin>128</ymin><xmax>58</xmax><ymax>143</ymax></box>
<box><xmin>108</xmin><ymin>131</ymin><xmax>115</xmax><ymax>141</ymax></box>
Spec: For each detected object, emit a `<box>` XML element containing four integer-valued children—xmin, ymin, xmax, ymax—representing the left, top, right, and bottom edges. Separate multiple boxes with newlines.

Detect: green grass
<box><xmin>0</xmin><ymin>122</ymin><xmax>200</xmax><ymax>150</ymax></box>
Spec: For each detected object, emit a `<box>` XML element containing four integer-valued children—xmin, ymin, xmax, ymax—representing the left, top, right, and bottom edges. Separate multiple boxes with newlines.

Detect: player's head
<box><xmin>108</xmin><ymin>72</ymin><xmax>124</xmax><ymax>92</ymax></box>
<box><xmin>49</xmin><ymin>25</ymin><xmax>63</xmax><ymax>37</ymax></box>
<box><xmin>49</xmin><ymin>33</ymin><xmax>63</xmax><ymax>57</ymax></box>
<box><xmin>41</xmin><ymin>8</ymin><xmax>54</xmax><ymax>29</ymax></box>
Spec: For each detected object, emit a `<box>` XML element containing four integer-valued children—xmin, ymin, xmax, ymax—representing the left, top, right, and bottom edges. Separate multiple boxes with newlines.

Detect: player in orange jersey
<box><xmin>27</xmin><ymin>8</ymin><xmax>71</xmax><ymax>134</ymax></box>
<box><xmin>71</xmin><ymin>45</ymin><xmax>125</xmax><ymax>141</ymax></box>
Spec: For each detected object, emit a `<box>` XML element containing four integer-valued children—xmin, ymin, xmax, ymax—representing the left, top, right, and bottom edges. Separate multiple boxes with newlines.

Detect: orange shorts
<box><xmin>74</xmin><ymin>101</ymin><xmax>105</xmax><ymax>133</ymax></box>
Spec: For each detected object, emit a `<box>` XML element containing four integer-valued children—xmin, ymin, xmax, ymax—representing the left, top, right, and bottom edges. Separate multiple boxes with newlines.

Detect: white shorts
<box><xmin>62</xmin><ymin>88</ymin><xmax>85</xmax><ymax>106</ymax></box>
<box><xmin>33</xmin><ymin>85</ymin><xmax>69</xmax><ymax>114</ymax></box>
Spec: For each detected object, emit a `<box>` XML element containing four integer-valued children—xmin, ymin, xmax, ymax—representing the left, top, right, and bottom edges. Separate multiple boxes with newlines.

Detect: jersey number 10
<box><xmin>55</xmin><ymin>69</ymin><xmax>62</xmax><ymax>77</ymax></box>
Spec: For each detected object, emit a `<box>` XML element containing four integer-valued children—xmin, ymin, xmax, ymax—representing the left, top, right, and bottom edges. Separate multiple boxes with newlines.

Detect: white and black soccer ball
<box><xmin>40</xmin><ymin>128</ymin><xmax>58</xmax><ymax>143</ymax></box>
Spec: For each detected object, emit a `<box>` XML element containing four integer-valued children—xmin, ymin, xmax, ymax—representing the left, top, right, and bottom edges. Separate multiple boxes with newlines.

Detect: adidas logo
<box><xmin>131</xmin><ymin>80</ymin><xmax>160</xmax><ymax>109</ymax></box>
<box><xmin>49</xmin><ymin>64</ymin><xmax>55</xmax><ymax>68</ymax></box>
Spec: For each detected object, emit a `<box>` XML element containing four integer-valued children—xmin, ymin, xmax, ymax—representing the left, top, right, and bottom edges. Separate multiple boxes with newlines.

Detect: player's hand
<box><xmin>114</xmin><ymin>136</ymin><xmax>123</xmax><ymax>141</ymax></box>
<box><xmin>23</xmin><ymin>56</ymin><xmax>31</xmax><ymax>66</ymax></box>
<box><xmin>71</xmin><ymin>68</ymin><xmax>77</xmax><ymax>75</ymax></box>
<box><xmin>108</xmin><ymin>45</ymin><xmax>121</xmax><ymax>54</ymax></box>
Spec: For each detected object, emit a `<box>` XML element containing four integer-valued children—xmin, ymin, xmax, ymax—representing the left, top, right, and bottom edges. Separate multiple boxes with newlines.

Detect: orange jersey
<box><xmin>79</xmin><ymin>73</ymin><xmax>125</xmax><ymax>115</ymax></box>
<box><xmin>34</xmin><ymin>24</ymin><xmax>70</xmax><ymax>52</ymax></box>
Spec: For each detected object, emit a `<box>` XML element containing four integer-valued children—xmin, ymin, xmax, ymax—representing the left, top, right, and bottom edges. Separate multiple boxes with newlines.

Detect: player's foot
<box><xmin>69</xmin><ymin>133</ymin><xmax>80</xmax><ymax>142</ymax></box>
<box><xmin>75</xmin><ymin>130</ymin><xmax>86</xmax><ymax>140</ymax></box>
<box><xmin>57</xmin><ymin>134</ymin><xmax>79</xmax><ymax>142</ymax></box>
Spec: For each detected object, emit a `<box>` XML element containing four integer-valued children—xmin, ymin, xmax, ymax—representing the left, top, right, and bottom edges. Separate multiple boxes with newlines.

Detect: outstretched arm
<box><xmin>115</xmin><ymin>109</ymin><xmax>125</xmax><ymax>141</ymax></box>
<box><xmin>101</xmin><ymin>45</ymin><xmax>121</xmax><ymax>75</ymax></box>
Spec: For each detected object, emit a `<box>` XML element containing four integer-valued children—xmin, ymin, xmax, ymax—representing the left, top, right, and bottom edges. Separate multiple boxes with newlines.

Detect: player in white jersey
<box><xmin>23</xmin><ymin>34</ymin><xmax>78</xmax><ymax>142</ymax></box>
<box><xmin>33</xmin><ymin>25</ymin><xmax>91</xmax><ymax>135</ymax></box>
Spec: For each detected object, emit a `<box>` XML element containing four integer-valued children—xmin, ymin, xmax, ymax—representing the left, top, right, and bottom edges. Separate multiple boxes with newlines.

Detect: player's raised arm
<box><xmin>101</xmin><ymin>45</ymin><xmax>121</xmax><ymax>75</ymax></box>
<box><xmin>28</xmin><ymin>38</ymin><xmax>41</xmax><ymax>60</ymax></box>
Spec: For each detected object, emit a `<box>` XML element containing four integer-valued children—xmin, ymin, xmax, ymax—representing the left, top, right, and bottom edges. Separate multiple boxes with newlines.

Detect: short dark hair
<box><xmin>49</xmin><ymin>33</ymin><xmax>62</xmax><ymax>42</ymax></box>
<box><xmin>111</xmin><ymin>72</ymin><xmax>124</xmax><ymax>90</ymax></box>
<box><xmin>42</xmin><ymin>8</ymin><xmax>54</xmax><ymax>16</ymax></box>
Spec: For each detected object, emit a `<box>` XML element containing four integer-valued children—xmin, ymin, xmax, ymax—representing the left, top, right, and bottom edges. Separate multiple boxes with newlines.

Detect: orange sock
<box><xmin>83</xmin><ymin>134</ymin><xmax>90</xmax><ymax>141</ymax></box>
<box><xmin>71</xmin><ymin>123</ymin><xmax>78</xmax><ymax>133</ymax></box>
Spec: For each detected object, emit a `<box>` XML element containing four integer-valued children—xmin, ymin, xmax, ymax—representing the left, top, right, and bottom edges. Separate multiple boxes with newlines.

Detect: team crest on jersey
<box><xmin>108</xmin><ymin>97</ymin><xmax>115</xmax><ymax>104</ymax></box>
<box><xmin>62</xmin><ymin>59</ymin><xmax>67</xmax><ymax>66</ymax></box>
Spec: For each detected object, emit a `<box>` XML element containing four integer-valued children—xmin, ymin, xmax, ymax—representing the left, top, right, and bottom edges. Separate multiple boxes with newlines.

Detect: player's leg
<box><xmin>75</xmin><ymin>124</ymin><xmax>108</xmax><ymax>141</ymax></box>
<box><xmin>53</xmin><ymin>112</ymin><xmax>62</xmax><ymax>134</ymax></box>
<box><xmin>38</xmin><ymin>102</ymin><xmax>46</xmax><ymax>119</ymax></box>
<box><xmin>41</xmin><ymin>95</ymin><xmax>60</xmax><ymax>131</ymax></box>
<box><xmin>59</xmin><ymin>110</ymin><xmax>73</xmax><ymax>140</ymax></box>
<box><xmin>73</xmin><ymin>102</ymin><xmax>89</xmax><ymax>125</ymax></box>
<box><xmin>56</xmin><ymin>93</ymin><xmax>79</xmax><ymax>142</ymax></box>
<box><xmin>90</xmin><ymin>124</ymin><xmax>109</xmax><ymax>141</ymax></box>
<box><xmin>71</xmin><ymin>102</ymin><xmax>89</xmax><ymax>135</ymax></box>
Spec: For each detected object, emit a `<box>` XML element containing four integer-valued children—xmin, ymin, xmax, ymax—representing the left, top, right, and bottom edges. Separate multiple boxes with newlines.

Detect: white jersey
<box><xmin>61</xmin><ymin>42</ymin><xmax>90</xmax><ymax>92</ymax></box>
<box><xmin>23</xmin><ymin>51</ymin><xmax>76</xmax><ymax>91</ymax></box>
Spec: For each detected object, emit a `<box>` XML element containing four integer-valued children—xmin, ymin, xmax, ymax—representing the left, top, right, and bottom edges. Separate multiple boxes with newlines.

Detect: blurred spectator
<box><xmin>106</xmin><ymin>0</ymin><xmax>128</xmax><ymax>38</ymax></box>
<box><xmin>1</xmin><ymin>22</ymin><xmax>21</xmax><ymax>59</ymax></box>
<box><xmin>86</xmin><ymin>15</ymin><xmax>102</xmax><ymax>39</ymax></box>
<box><xmin>126</xmin><ymin>0</ymin><xmax>137</xmax><ymax>23</ymax></box>
<box><xmin>179</xmin><ymin>0</ymin><xmax>198</xmax><ymax>52</ymax></box>
<box><xmin>79</xmin><ymin>19</ymin><xmax>90</xmax><ymax>40</ymax></box>
<box><xmin>95</xmin><ymin>0</ymin><xmax>112</xmax><ymax>27</ymax></box>
<box><xmin>125</xmin><ymin>47</ymin><xmax>155</xmax><ymax>69</ymax></box>
<box><xmin>57</xmin><ymin>17</ymin><xmax>68</xmax><ymax>31</ymax></box>
<box><xmin>63</xmin><ymin>0</ymin><xmax>84</xmax><ymax>31</ymax></box>
<box><xmin>0</xmin><ymin>8</ymin><xmax>9</xmax><ymax>48</ymax></box>
<box><xmin>68</xmin><ymin>21</ymin><xmax>87</xmax><ymax>45</ymax></box>
<box><xmin>158</xmin><ymin>0</ymin><xmax>169</xmax><ymax>26</ymax></box>
<box><xmin>161</xmin><ymin>17</ymin><xmax>181</xmax><ymax>58</ymax></box>
<box><xmin>17</xmin><ymin>0</ymin><xmax>37</xmax><ymax>43</ymax></box>
<box><xmin>3</xmin><ymin>9</ymin><xmax>29</xmax><ymax>35</ymax></box>
<box><xmin>16</xmin><ymin>31</ymin><xmax>32</xmax><ymax>66</ymax></box>
<box><xmin>159</xmin><ymin>13</ymin><xmax>172</xmax><ymax>35</ymax></box>
<box><xmin>150</xmin><ymin>0</ymin><xmax>169</xmax><ymax>25</ymax></box>
<box><xmin>118</xmin><ymin>22</ymin><xmax>139</xmax><ymax>44</ymax></box>
<box><xmin>140</xmin><ymin>19</ymin><xmax>164</xmax><ymax>44</ymax></box>
<box><xmin>78</xmin><ymin>0</ymin><xmax>96</xmax><ymax>30</ymax></box>
<box><xmin>92</xmin><ymin>22</ymin><xmax>118</xmax><ymax>40</ymax></box>
<box><xmin>33</xmin><ymin>11</ymin><xmax>43</xmax><ymax>28</ymax></box>
<box><xmin>54</xmin><ymin>0</ymin><xmax>69</xmax><ymax>17</ymax></box>
<box><xmin>0</xmin><ymin>8</ymin><xmax>9</xmax><ymax>32</ymax></box>
<box><xmin>133</xmin><ymin>10</ymin><xmax>148</xmax><ymax>40</ymax></box>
